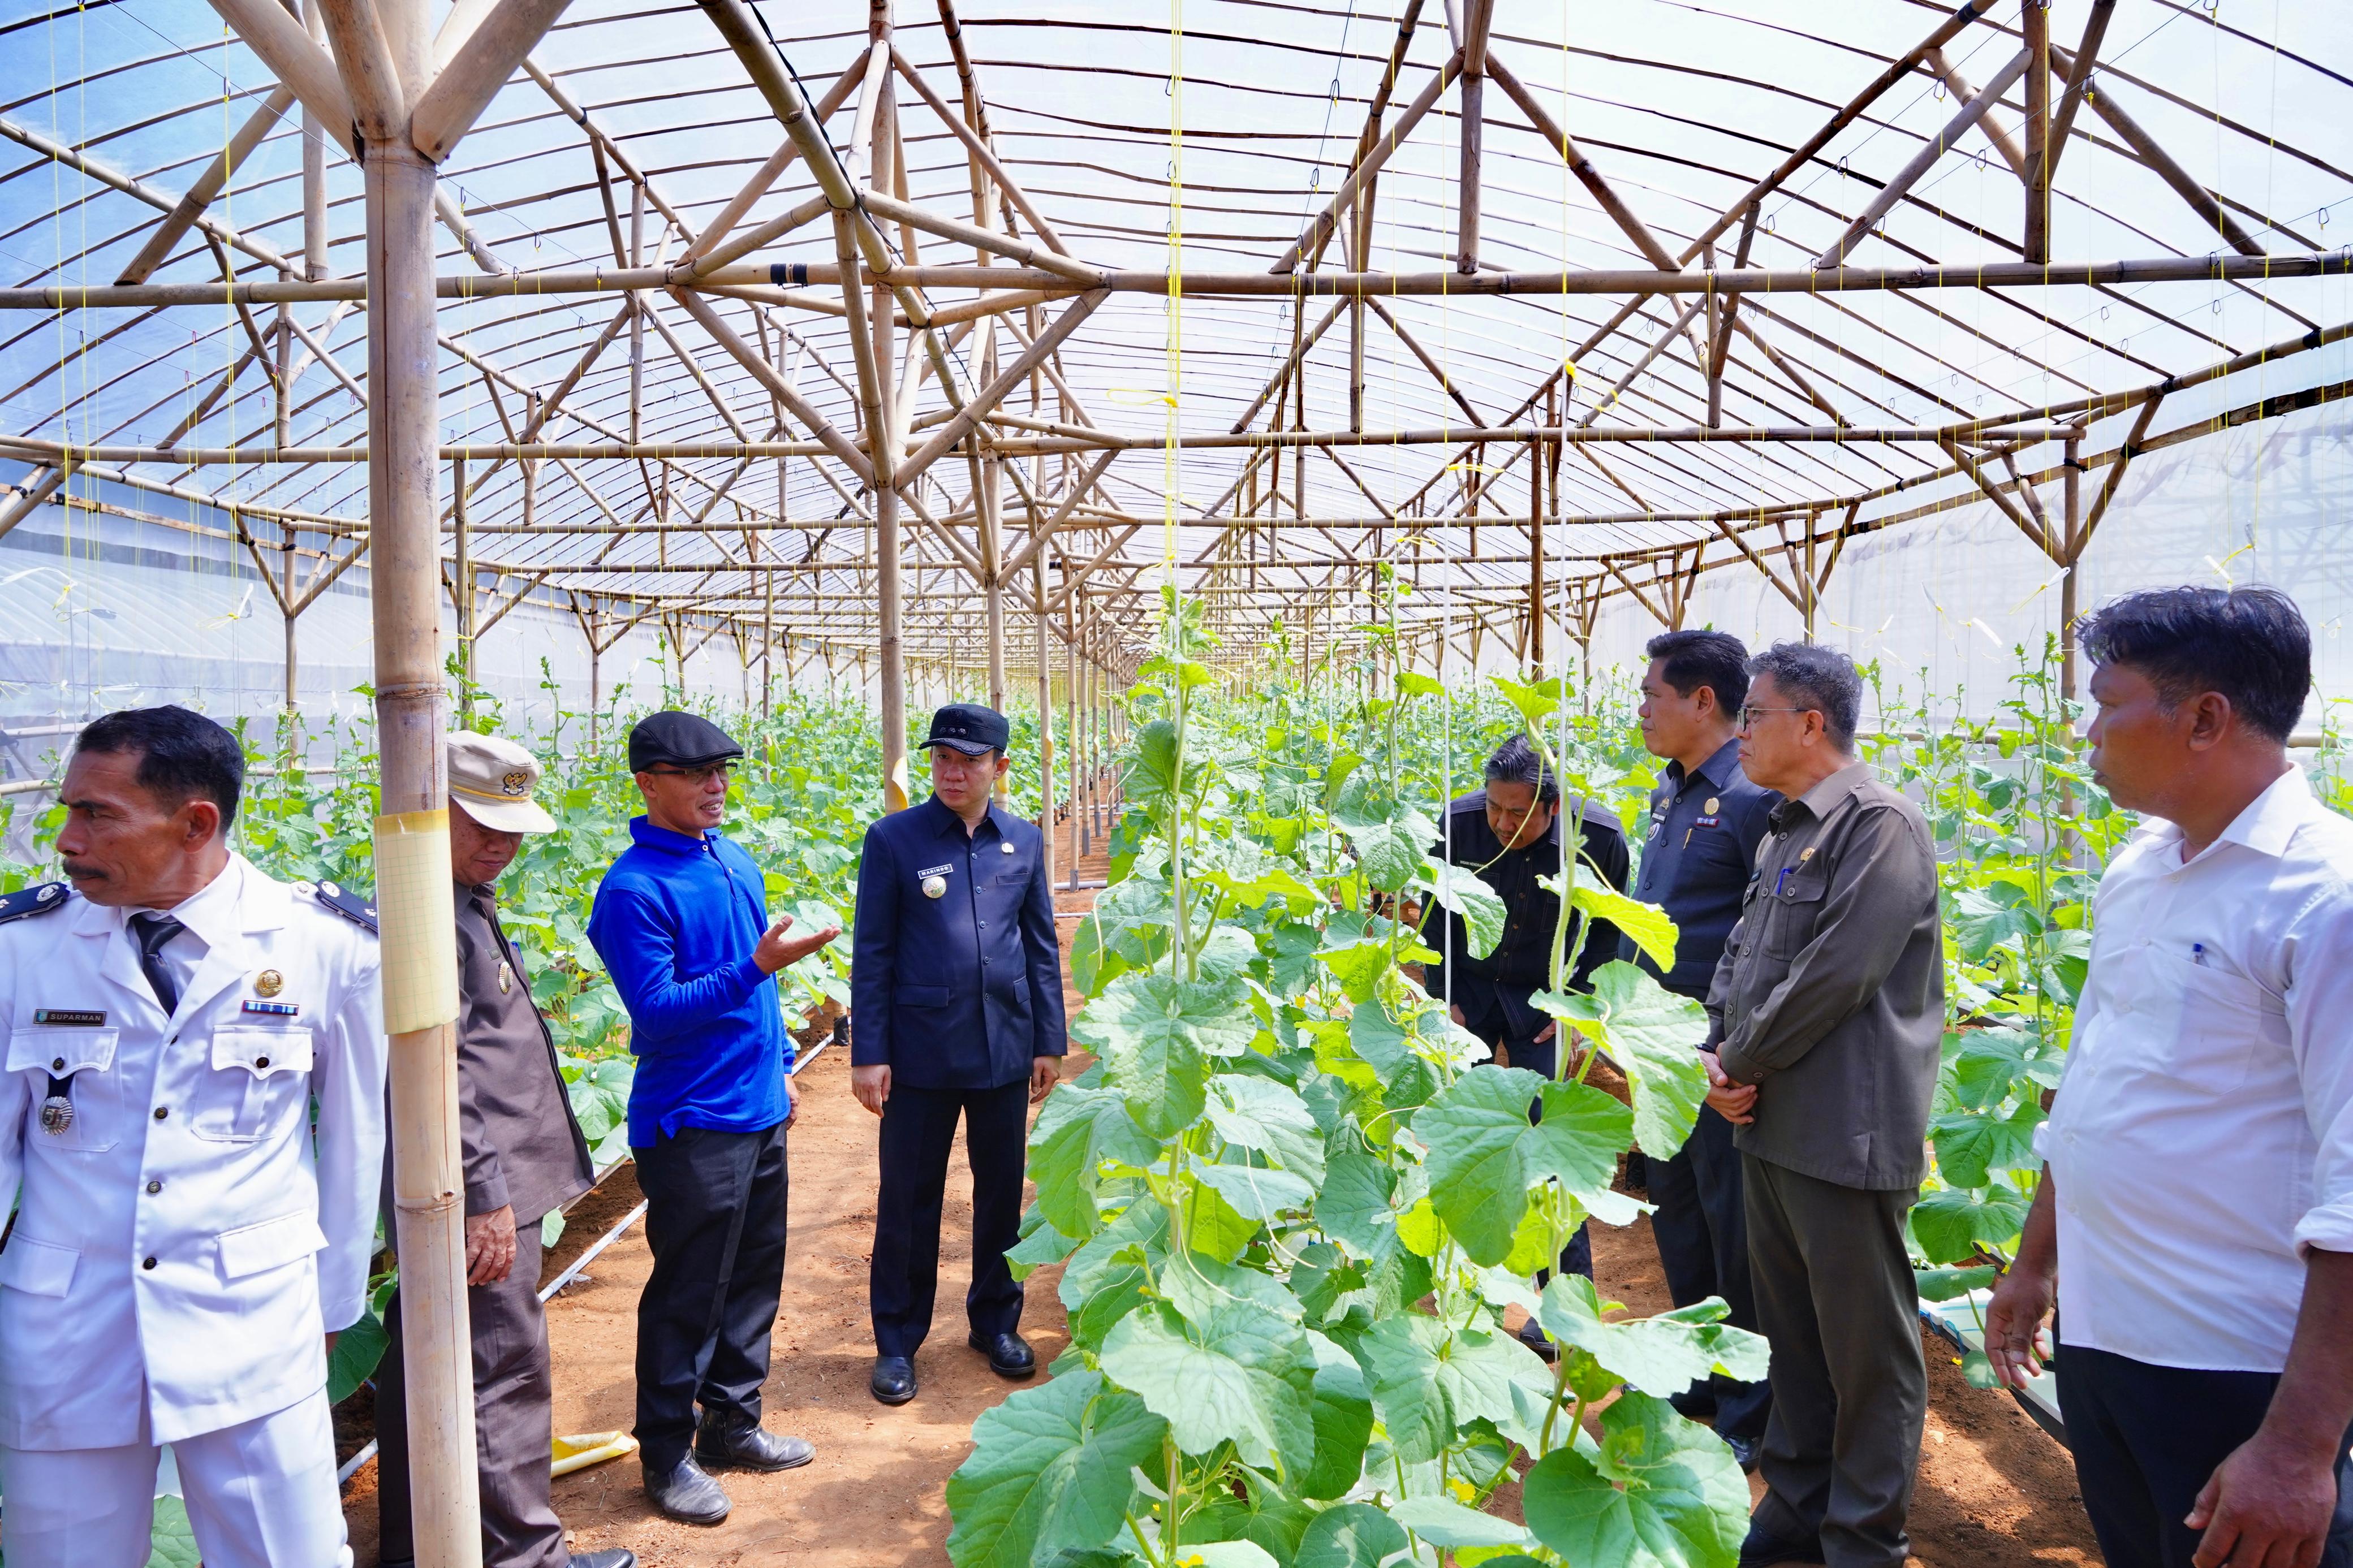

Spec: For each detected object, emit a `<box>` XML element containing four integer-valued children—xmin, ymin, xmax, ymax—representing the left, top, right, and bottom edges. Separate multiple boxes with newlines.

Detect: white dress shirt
<box><xmin>2039</xmin><ymin>765</ymin><xmax>2353</xmax><ymax>1372</ymax></box>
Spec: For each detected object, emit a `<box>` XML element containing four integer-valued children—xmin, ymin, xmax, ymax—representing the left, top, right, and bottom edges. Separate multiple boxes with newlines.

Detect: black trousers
<box><xmin>379</xmin><ymin>1232</ymin><xmax>567</xmax><ymax>1568</ymax></box>
<box><xmin>2058</xmin><ymin>1342</ymin><xmax>2353</xmax><ymax>1568</ymax></box>
<box><xmin>1744</xmin><ymin>1154</ymin><xmax>1927</xmax><ymax>1568</ymax></box>
<box><xmin>1460</xmin><ymin>994</ymin><xmax>1592</xmax><ymax>1281</ymax></box>
<box><xmin>1649</xmin><ymin>1102</ymin><xmax>1771</xmax><ymax>1441</ymax></box>
<box><xmin>632</xmin><ymin>1120</ymin><xmax>790</xmax><ymax>1470</ymax></box>
<box><xmin>870</xmin><ymin>1079</ymin><xmax>1029</xmax><ymax>1357</ymax></box>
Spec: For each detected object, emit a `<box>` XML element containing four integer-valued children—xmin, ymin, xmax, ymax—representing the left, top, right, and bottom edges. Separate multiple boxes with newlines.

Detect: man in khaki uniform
<box><xmin>378</xmin><ymin>733</ymin><xmax>634</xmax><ymax>1568</ymax></box>
<box><xmin>1703</xmin><ymin>644</ymin><xmax>1943</xmax><ymax>1568</ymax></box>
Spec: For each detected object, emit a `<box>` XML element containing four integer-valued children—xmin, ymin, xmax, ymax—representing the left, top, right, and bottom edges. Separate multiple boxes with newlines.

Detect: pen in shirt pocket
<box><xmin>2192</xmin><ymin>942</ymin><xmax>2209</xmax><ymax>966</ymax></box>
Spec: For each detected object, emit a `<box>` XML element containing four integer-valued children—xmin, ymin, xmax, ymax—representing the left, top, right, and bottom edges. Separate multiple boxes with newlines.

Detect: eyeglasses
<box><xmin>1736</xmin><ymin>706</ymin><xmax>1812</xmax><ymax>729</ymax></box>
<box><xmin>643</xmin><ymin>764</ymin><xmax>734</xmax><ymax>784</ymax></box>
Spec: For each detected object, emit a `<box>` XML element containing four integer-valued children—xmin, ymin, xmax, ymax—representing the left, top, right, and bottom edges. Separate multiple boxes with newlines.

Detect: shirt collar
<box><xmin>2152</xmin><ymin>764</ymin><xmax>2316</xmax><ymax>865</ymax></box>
<box><xmin>630</xmin><ymin>815</ymin><xmax>718</xmax><ymax>854</ymax></box>
<box><xmin>1668</xmin><ymin>737</ymin><xmax>1744</xmax><ymax>793</ymax></box>
<box><xmin>136</xmin><ymin>852</ymin><xmax>243</xmax><ymax>948</ymax></box>
<box><xmin>924</xmin><ymin>793</ymin><xmax>999</xmax><ymax>839</ymax></box>
<box><xmin>1776</xmin><ymin>759</ymin><xmax>1871</xmax><ymax>827</ymax></box>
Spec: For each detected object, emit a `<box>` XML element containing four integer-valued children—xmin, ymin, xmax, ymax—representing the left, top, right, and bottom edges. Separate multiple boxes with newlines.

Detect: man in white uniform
<box><xmin>0</xmin><ymin>706</ymin><xmax>385</xmax><ymax>1567</ymax></box>
<box><xmin>1986</xmin><ymin>588</ymin><xmax>2353</xmax><ymax>1568</ymax></box>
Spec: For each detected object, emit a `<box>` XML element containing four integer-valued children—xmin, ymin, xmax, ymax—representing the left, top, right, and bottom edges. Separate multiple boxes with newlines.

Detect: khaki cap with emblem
<box><xmin>447</xmin><ymin>732</ymin><xmax>558</xmax><ymax>833</ymax></box>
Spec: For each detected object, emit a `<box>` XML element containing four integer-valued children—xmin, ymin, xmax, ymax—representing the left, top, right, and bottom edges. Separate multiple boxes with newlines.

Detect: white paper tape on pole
<box><xmin>374</xmin><ymin>809</ymin><xmax>460</xmax><ymax>1033</ymax></box>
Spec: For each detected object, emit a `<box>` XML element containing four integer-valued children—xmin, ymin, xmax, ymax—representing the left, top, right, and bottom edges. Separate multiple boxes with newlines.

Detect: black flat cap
<box><xmin>629</xmin><ymin>710</ymin><xmax>744</xmax><ymax>772</ymax></box>
<box><xmin>921</xmin><ymin>702</ymin><xmax>1010</xmax><ymax>756</ymax></box>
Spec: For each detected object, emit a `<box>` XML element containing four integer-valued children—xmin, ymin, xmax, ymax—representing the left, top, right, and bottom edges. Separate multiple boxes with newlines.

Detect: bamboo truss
<box><xmin>2</xmin><ymin>0</ymin><xmax>2348</xmax><ymax>713</ymax></box>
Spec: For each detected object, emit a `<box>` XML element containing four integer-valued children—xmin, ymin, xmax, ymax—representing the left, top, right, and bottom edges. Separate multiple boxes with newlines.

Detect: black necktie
<box><xmin>131</xmin><ymin>913</ymin><xmax>186</xmax><ymax>1016</ymax></box>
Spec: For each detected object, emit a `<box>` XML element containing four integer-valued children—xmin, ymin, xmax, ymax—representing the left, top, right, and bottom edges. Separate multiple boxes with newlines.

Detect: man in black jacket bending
<box><xmin>1423</xmin><ymin>733</ymin><xmax>1628</xmax><ymax>1351</ymax></box>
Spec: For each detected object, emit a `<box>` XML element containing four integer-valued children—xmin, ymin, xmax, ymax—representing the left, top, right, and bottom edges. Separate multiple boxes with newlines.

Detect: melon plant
<box><xmin>947</xmin><ymin>592</ymin><xmax>1764</xmax><ymax>1568</ymax></box>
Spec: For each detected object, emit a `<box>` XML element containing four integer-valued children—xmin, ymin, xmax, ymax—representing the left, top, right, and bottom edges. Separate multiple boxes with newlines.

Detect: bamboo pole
<box><xmin>7</xmin><ymin>247</ymin><xmax>2348</xmax><ymax>310</ymax></box>
<box><xmin>2023</xmin><ymin>2</ymin><xmax>2050</xmax><ymax>264</ymax></box>
<box><xmin>1034</xmin><ymin>551</ymin><xmax>1055</xmax><ymax>883</ymax></box>
<box><xmin>363</xmin><ymin>22</ymin><xmax>483</xmax><ymax>1568</ymax></box>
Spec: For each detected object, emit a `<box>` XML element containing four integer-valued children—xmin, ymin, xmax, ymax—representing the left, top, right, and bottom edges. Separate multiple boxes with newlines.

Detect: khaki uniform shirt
<box><xmin>1706</xmin><ymin>761</ymin><xmax>1944</xmax><ymax>1190</ymax></box>
<box><xmin>454</xmin><ymin>885</ymin><xmax>593</xmax><ymax>1226</ymax></box>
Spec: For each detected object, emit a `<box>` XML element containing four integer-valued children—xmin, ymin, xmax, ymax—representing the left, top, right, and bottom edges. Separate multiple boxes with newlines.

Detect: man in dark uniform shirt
<box><xmin>1626</xmin><ymin>630</ymin><xmax>1780</xmax><ymax>1472</ymax></box>
<box><xmin>1423</xmin><ymin>733</ymin><xmax>1628</xmax><ymax>1354</ymax></box>
<box><xmin>379</xmin><ymin>732</ymin><xmax>633</xmax><ymax>1568</ymax></box>
<box><xmin>851</xmin><ymin>703</ymin><xmax>1067</xmax><ymax>1406</ymax></box>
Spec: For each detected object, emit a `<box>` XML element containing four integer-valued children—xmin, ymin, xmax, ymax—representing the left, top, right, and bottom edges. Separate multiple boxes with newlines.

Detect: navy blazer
<box><xmin>850</xmin><ymin>794</ymin><xmax>1068</xmax><ymax>1089</ymax></box>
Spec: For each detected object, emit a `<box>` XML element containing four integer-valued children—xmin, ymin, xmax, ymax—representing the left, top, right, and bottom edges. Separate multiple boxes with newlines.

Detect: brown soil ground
<box><xmin>343</xmin><ymin>794</ymin><xmax>2102</xmax><ymax>1566</ymax></box>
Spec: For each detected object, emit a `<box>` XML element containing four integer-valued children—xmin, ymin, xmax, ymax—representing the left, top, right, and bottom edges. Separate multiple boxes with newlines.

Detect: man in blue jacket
<box><xmin>851</xmin><ymin>702</ymin><xmax>1067</xmax><ymax>1406</ymax></box>
<box><xmin>586</xmin><ymin>711</ymin><xmax>837</xmax><ymax>1527</ymax></box>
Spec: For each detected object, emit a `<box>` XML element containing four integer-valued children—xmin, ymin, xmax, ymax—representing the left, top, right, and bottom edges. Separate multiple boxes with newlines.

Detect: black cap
<box><xmin>628</xmin><ymin>711</ymin><xmax>744</xmax><ymax>772</ymax></box>
<box><xmin>921</xmin><ymin>702</ymin><xmax>1010</xmax><ymax>757</ymax></box>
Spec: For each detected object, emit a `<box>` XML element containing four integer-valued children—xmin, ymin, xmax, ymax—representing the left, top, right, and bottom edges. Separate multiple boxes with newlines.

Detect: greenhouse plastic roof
<box><xmin>1</xmin><ymin>0</ymin><xmax>2348</xmax><ymax>659</ymax></box>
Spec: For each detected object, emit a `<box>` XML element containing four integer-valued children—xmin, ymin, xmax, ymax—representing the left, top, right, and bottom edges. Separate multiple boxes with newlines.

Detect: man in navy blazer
<box><xmin>850</xmin><ymin>702</ymin><xmax>1067</xmax><ymax>1406</ymax></box>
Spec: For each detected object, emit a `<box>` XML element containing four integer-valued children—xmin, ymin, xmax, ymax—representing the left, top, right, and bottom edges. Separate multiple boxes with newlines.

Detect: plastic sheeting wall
<box><xmin>1575</xmin><ymin>357</ymin><xmax>2353</xmax><ymax>730</ymax></box>
<box><xmin>0</xmin><ymin>464</ymin><xmax>871</xmax><ymax>782</ymax></box>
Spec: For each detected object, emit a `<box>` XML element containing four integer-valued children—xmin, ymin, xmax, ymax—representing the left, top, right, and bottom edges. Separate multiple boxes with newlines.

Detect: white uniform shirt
<box><xmin>0</xmin><ymin>854</ymin><xmax>386</xmax><ymax>1448</ymax></box>
<box><xmin>2039</xmin><ymin>766</ymin><xmax>2353</xmax><ymax>1372</ymax></box>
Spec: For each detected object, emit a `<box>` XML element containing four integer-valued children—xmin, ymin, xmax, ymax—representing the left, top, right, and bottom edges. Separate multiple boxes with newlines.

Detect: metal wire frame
<box><xmin>0</xmin><ymin>0</ymin><xmax>2347</xmax><ymax>676</ymax></box>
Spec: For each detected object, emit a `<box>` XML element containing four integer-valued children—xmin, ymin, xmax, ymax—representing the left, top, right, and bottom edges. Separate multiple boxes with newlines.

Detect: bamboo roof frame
<box><xmin>3</xmin><ymin>0</ymin><xmax>2351</xmax><ymax>685</ymax></box>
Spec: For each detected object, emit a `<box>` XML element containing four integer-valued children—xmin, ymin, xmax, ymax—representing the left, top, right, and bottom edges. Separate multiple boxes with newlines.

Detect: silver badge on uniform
<box><xmin>1000</xmin><ymin>841</ymin><xmax>1015</xmax><ymax>854</ymax></box>
<box><xmin>921</xmin><ymin>875</ymin><xmax>947</xmax><ymax>900</ymax></box>
<box><xmin>37</xmin><ymin>1094</ymin><xmax>72</xmax><ymax>1135</ymax></box>
<box><xmin>498</xmin><ymin>961</ymin><xmax>514</xmax><ymax>995</ymax></box>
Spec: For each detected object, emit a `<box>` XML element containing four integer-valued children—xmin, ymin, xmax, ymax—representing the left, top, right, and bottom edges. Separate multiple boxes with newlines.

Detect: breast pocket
<box><xmin>193</xmin><ymin>1026</ymin><xmax>314</xmax><ymax>1142</ymax></box>
<box><xmin>1763</xmin><ymin>872</ymin><xmax>1829</xmax><ymax>961</ymax></box>
<box><xmin>2140</xmin><ymin>948</ymin><xmax>2278</xmax><ymax>1094</ymax></box>
<box><xmin>5</xmin><ymin>1028</ymin><xmax>120</xmax><ymax>1152</ymax></box>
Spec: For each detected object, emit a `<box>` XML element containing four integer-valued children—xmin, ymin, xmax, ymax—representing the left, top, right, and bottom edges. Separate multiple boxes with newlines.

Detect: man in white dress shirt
<box><xmin>1986</xmin><ymin>588</ymin><xmax>2353</xmax><ymax>1568</ymax></box>
<box><xmin>0</xmin><ymin>707</ymin><xmax>385</xmax><ymax>1567</ymax></box>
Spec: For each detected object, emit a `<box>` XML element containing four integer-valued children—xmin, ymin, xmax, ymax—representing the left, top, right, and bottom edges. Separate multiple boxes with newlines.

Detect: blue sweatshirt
<box><xmin>587</xmin><ymin>817</ymin><xmax>792</xmax><ymax>1144</ymax></box>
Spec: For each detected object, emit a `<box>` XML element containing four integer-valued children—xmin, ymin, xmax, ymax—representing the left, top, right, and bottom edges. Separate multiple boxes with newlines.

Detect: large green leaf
<box><xmin>1567</xmin><ymin>884</ymin><xmax>1680</xmax><ymax>973</ymax></box>
<box><xmin>148</xmin><ymin>1496</ymin><xmax>202</xmax><ymax>1568</ymax></box>
<box><xmin>1536</xmin><ymin>962</ymin><xmax>1709</xmax><ymax>1157</ymax></box>
<box><xmin>1522</xmin><ymin>1393</ymin><xmax>1749</xmax><ymax>1568</ymax></box>
<box><xmin>1929</xmin><ymin>1101</ymin><xmax>2042</xmax><ymax>1191</ymax></box>
<box><xmin>327</xmin><ymin>1306</ymin><xmax>389</xmax><ymax>1403</ymax></box>
<box><xmin>1303</xmin><ymin>1332</ymin><xmax>1376</xmax><ymax>1500</ymax></box>
<box><xmin>1909</xmin><ymin>1183</ymin><xmax>2032</xmax><ymax>1265</ymax></box>
<box><xmin>945</xmin><ymin>1370</ymin><xmax>1169</xmax><ymax>1568</ymax></box>
<box><xmin>1098</xmin><ymin>1301</ymin><xmax>1316</xmax><ymax>1473</ymax></box>
<box><xmin>1423</xmin><ymin>862</ymin><xmax>1508</xmax><ymax>960</ymax></box>
<box><xmin>1415</xmin><ymin>1067</ymin><xmax>1635</xmax><ymax>1265</ymax></box>
<box><xmin>1488</xmin><ymin>674</ymin><xmax>1564</xmax><ymax>729</ymax></box>
<box><xmin>1317</xmin><ymin>1142</ymin><xmax>1399</xmax><ymax>1259</ymax></box>
<box><xmin>1193</xmin><ymin>1161</ymin><xmax>1318</xmax><ymax>1224</ymax></box>
<box><xmin>1075</xmin><ymin>973</ymin><xmax>1255</xmax><ymax>1137</ymax></box>
<box><xmin>1534</xmin><ymin>1275</ymin><xmax>1768</xmax><ymax>1399</ymax></box>
<box><xmin>1390</xmin><ymin>1494</ymin><xmax>1535</xmax><ymax>1550</ymax></box>
<box><xmin>1203</xmin><ymin>1074</ymin><xmax>1327</xmax><ymax>1184</ymax></box>
<box><xmin>1029</xmin><ymin>1081</ymin><xmax>1164</xmax><ymax>1238</ymax></box>
<box><xmin>1294</xmin><ymin>1502</ymin><xmax>1411</xmax><ymax>1568</ymax></box>
<box><xmin>1347</xmin><ymin>1313</ymin><xmax>1454</xmax><ymax>1465</ymax></box>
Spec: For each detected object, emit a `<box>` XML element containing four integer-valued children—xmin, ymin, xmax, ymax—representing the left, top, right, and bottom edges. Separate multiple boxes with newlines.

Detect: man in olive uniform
<box><xmin>378</xmin><ymin>733</ymin><xmax>634</xmax><ymax>1568</ymax></box>
<box><xmin>852</xmin><ymin>703</ymin><xmax>1067</xmax><ymax>1406</ymax></box>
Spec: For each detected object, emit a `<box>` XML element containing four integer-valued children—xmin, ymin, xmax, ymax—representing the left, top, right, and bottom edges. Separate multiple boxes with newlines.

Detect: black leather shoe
<box><xmin>643</xmin><ymin>1455</ymin><xmax>730</xmax><ymax>1526</ymax></box>
<box><xmin>1516</xmin><ymin>1319</ymin><xmax>1559</xmax><ymax>1363</ymax></box>
<box><xmin>1669</xmin><ymin>1385</ymin><xmax>1718</xmax><ymax>1420</ymax></box>
<box><xmin>1736</xmin><ymin>1527</ymin><xmax>1822</xmax><ymax>1567</ymax></box>
<box><xmin>971</xmin><ymin>1331</ymin><xmax>1036</xmax><ymax>1379</ymax></box>
<box><xmin>570</xmin><ymin>1552</ymin><xmax>637</xmax><ymax>1568</ymax></box>
<box><xmin>1725</xmin><ymin>1432</ymin><xmax>1761</xmax><ymax>1474</ymax></box>
<box><xmin>871</xmin><ymin>1354</ymin><xmax>917</xmax><ymax>1405</ymax></box>
<box><xmin>694</xmin><ymin>1411</ymin><xmax>815</xmax><ymax>1473</ymax></box>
